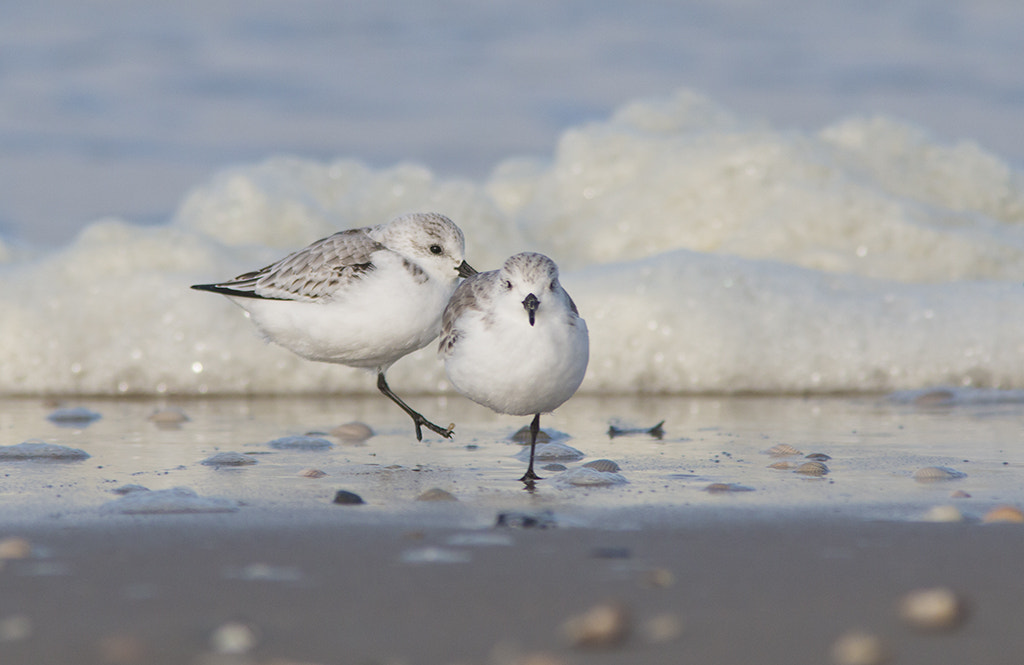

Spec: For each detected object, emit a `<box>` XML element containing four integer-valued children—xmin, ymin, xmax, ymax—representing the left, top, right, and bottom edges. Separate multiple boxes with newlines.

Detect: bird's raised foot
<box><xmin>413</xmin><ymin>417</ymin><xmax>455</xmax><ymax>441</ymax></box>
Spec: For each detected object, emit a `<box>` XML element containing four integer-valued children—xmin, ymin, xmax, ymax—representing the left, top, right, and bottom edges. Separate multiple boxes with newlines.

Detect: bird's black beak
<box><xmin>457</xmin><ymin>261</ymin><xmax>477</xmax><ymax>278</ymax></box>
<box><xmin>522</xmin><ymin>293</ymin><xmax>539</xmax><ymax>326</ymax></box>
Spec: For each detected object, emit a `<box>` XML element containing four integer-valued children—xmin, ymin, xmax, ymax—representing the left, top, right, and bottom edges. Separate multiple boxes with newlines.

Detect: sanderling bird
<box><xmin>192</xmin><ymin>212</ymin><xmax>476</xmax><ymax>440</ymax></box>
<box><xmin>439</xmin><ymin>252</ymin><xmax>589</xmax><ymax>483</ymax></box>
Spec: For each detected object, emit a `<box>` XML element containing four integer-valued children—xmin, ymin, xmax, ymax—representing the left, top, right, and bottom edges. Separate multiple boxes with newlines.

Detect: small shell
<box><xmin>765</xmin><ymin>444</ymin><xmax>802</xmax><ymax>457</ymax></box>
<box><xmin>805</xmin><ymin>452</ymin><xmax>832</xmax><ymax>461</ymax></box>
<box><xmin>210</xmin><ymin>621</ymin><xmax>258</xmax><ymax>654</ymax></box>
<box><xmin>416</xmin><ymin>488</ymin><xmax>457</xmax><ymax>502</ymax></box>
<box><xmin>298</xmin><ymin>468</ymin><xmax>327</xmax><ymax>478</ymax></box>
<box><xmin>898</xmin><ymin>587</ymin><xmax>965</xmax><ymax>631</ymax></box>
<box><xmin>46</xmin><ymin>407</ymin><xmax>102</xmax><ymax>425</ymax></box>
<box><xmin>330</xmin><ymin>421</ymin><xmax>374</xmax><ymax>442</ymax></box>
<box><xmin>267</xmin><ymin>436</ymin><xmax>333</xmax><ymax>451</ymax></box>
<box><xmin>0</xmin><ymin>441</ymin><xmax>90</xmax><ymax>461</ymax></box>
<box><xmin>0</xmin><ymin>537</ymin><xmax>32</xmax><ymax>560</ymax></box>
<box><xmin>582</xmin><ymin>459</ymin><xmax>621</xmax><ymax>473</ymax></box>
<box><xmin>982</xmin><ymin>505</ymin><xmax>1024</xmax><ymax>523</ymax></box>
<box><xmin>510</xmin><ymin>425</ymin><xmax>552</xmax><ymax>443</ymax></box>
<box><xmin>767</xmin><ymin>461</ymin><xmax>797</xmax><ymax>470</ymax></box>
<box><xmin>949</xmin><ymin>489</ymin><xmax>971</xmax><ymax>499</ymax></box>
<box><xmin>517</xmin><ymin>442</ymin><xmax>584</xmax><ymax>462</ymax></box>
<box><xmin>831</xmin><ymin>631</ymin><xmax>888</xmax><ymax>665</ymax></box>
<box><xmin>147</xmin><ymin>408</ymin><xmax>189</xmax><ymax>424</ymax></box>
<box><xmin>542</xmin><ymin>463</ymin><xmax>568</xmax><ymax>472</ymax></box>
<box><xmin>703</xmin><ymin>482</ymin><xmax>754</xmax><ymax>493</ymax></box>
<box><xmin>200</xmin><ymin>452</ymin><xmax>258</xmax><ymax>467</ymax></box>
<box><xmin>561</xmin><ymin>602</ymin><xmax>630</xmax><ymax>649</ymax></box>
<box><xmin>558</xmin><ymin>468</ymin><xmax>628</xmax><ymax>487</ymax></box>
<box><xmin>912</xmin><ymin>466</ymin><xmax>966</xmax><ymax>482</ymax></box>
<box><xmin>921</xmin><ymin>505</ymin><xmax>963</xmax><ymax>523</ymax></box>
<box><xmin>794</xmin><ymin>461</ymin><xmax>829</xmax><ymax>476</ymax></box>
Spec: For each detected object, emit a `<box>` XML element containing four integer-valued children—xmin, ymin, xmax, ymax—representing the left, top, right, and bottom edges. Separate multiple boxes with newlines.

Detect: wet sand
<box><xmin>0</xmin><ymin>394</ymin><xmax>1023</xmax><ymax>664</ymax></box>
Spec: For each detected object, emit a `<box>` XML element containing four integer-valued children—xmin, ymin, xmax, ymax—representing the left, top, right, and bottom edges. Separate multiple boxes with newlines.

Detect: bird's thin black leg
<box><xmin>520</xmin><ymin>413</ymin><xmax>543</xmax><ymax>484</ymax></box>
<box><xmin>376</xmin><ymin>372</ymin><xmax>454</xmax><ymax>441</ymax></box>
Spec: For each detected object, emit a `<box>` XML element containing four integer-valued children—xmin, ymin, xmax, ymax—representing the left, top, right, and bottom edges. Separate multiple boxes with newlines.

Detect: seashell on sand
<box><xmin>200</xmin><ymin>452</ymin><xmax>258</xmax><ymax>467</ymax></box>
<box><xmin>0</xmin><ymin>441</ymin><xmax>90</xmax><ymax>461</ymax></box>
<box><xmin>298</xmin><ymin>468</ymin><xmax>327</xmax><ymax>478</ymax></box>
<box><xmin>516</xmin><ymin>442</ymin><xmax>585</xmax><ymax>462</ymax></box>
<box><xmin>416</xmin><ymin>488</ymin><xmax>457</xmax><ymax>501</ymax></box>
<box><xmin>703</xmin><ymin>482</ymin><xmax>754</xmax><ymax>493</ymax></box>
<box><xmin>267</xmin><ymin>435</ymin><xmax>333</xmax><ymax>451</ymax></box>
<box><xmin>805</xmin><ymin>452</ymin><xmax>831</xmax><ymax>461</ymax></box>
<box><xmin>582</xmin><ymin>459</ymin><xmax>621</xmax><ymax>473</ymax></box>
<box><xmin>0</xmin><ymin>537</ymin><xmax>32</xmax><ymax>560</ymax></box>
<box><xmin>558</xmin><ymin>467</ymin><xmax>628</xmax><ymax>487</ymax></box>
<box><xmin>765</xmin><ymin>443</ymin><xmax>802</xmax><ymax>457</ymax></box>
<box><xmin>46</xmin><ymin>406</ymin><xmax>101</xmax><ymax>425</ymax></box>
<box><xmin>831</xmin><ymin>630</ymin><xmax>888</xmax><ymax>665</ymax></box>
<box><xmin>542</xmin><ymin>463</ymin><xmax>567</xmax><ymax>472</ymax></box>
<box><xmin>147</xmin><ymin>408</ymin><xmax>189</xmax><ymax>424</ymax></box>
<box><xmin>912</xmin><ymin>466</ymin><xmax>966</xmax><ymax>482</ymax></box>
<box><xmin>898</xmin><ymin>587</ymin><xmax>965</xmax><ymax>631</ymax></box>
<box><xmin>210</xmin><ymin>621</ymin><xmax>258</xmax><ymax>654</ymax></box>
<box><xmin>562</xmin><ymin>602</ymin><xmax>630</xmax><ymax>649</ymax></box>
<box><xmin>921</xmin><ymin>505</ymin><xmax>963</xmax><ymax>522</ymax></box>
<box><xmin>330</xmin><ymin>421</ymin><xmax>374</xmax><ymax>442</ymax></box>
<box><xmin>768</xmin><ymin>461</ymin><xmax>797</xmax><ymax>470</ymax></box>
<box><xmin>982</xmin><ymin>505</ymin><xmax>1024</xmax><ymax>523</ymax></box>
<box><xmin>795</xmin><ymin>461</ymin><xmax>829</xmax><ymax>476</ymax></box>
<box><xmin>949</xmin><ymin>489</ymin><xmax>971</xmax><ymax>499</ymax></box>
<box><xmin>510</xmin><ymin>425</ymin><xmax>552</xmax><ymax>443</ymax></box>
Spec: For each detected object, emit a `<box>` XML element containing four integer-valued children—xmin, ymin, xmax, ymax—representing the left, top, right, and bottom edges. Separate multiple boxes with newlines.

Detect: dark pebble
<box><xmin>495</xmin><ymin>510</ymin><xmax>556</xmax><ymax>529</ymax></box>
<box><xmin>332</xmin><ymin>490</ymin><xmax>365</xmax><ymax>505</ymax></box>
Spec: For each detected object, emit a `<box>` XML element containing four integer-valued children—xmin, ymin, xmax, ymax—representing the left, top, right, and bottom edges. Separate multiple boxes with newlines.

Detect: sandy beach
<box><xmin>0</xmin><ymin>394</ymin><xmax>1022</xmax><ymax>664</ymax></box>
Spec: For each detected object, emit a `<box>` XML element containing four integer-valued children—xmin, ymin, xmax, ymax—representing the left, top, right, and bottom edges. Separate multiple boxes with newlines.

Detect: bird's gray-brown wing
<box><xmin>192</xmin><ymin>228</ymin><xmax>385</xmax><ymax>302</ymax></box>
<box><xmin>439</xmin><ymin>270</ymin><xmax>494</xmax><ymax>357</ymax></box>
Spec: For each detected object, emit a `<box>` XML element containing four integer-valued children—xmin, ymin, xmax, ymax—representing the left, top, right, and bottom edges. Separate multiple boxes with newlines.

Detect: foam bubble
<box><xmin>0</xmin><ymin>90</ymin><xmax>1021</xmax><ymax>395</ymax></box>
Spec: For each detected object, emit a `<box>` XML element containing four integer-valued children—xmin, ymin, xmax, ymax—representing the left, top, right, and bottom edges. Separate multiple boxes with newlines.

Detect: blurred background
<box><xmin>2</xmin><ymin>0</ymin><xmax>1023</xmax><ymax>246</ymax></box>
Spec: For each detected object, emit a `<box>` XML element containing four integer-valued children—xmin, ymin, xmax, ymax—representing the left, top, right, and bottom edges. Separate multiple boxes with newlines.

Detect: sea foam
<box><xmin>1</xmin><ymin>90</ymin><xmax>1022</xmax><ymax>395</ymax></box>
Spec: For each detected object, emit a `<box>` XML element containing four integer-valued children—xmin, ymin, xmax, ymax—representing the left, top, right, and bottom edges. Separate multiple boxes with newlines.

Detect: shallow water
<box><xmin>2</xmin><ymin>392</ymin><xmax>1021</xmax><ymax>529</ymax></box>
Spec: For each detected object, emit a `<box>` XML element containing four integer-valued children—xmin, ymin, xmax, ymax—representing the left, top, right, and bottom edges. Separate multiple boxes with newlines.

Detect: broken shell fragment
<box><xmin>921</xmin><ymin>505</ymin><xmax>963</xmax><ymax>522</ymax></box>
<box><xmin>298</xmin><ymin>468</ymin><xmax>327</xmax><ymax>478</ymax></box>
<box><xmin>898</xmin><ymin>587</ymin><xmax>965</xmax><ymax>631</ymax></box>
<box><xmin>767</xmin><ymin>461</ymin><xmax>797</xmax><ymax>470</ymax></box>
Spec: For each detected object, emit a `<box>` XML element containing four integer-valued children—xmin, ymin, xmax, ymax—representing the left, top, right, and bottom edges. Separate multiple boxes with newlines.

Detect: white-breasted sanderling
<box><xmin>192</xmin><ymin>212</ymin><xmax>476</xmax><ymax>440</ymax></box>
<box><xmin>439</xmin><ymin>252</ymin><xmax>589</xmax><ymax>483</ymax></box>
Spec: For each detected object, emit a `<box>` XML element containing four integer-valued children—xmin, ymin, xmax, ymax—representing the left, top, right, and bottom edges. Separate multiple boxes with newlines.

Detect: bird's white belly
<box><xmin>237</xmin><ymin>270</ymin><xmax>451</xmax><ymax>369</ymax></box>
<box><xmin>446</xmin><ymin>315</ymin><xmax>589</xmax><ymax>416</ymax></box>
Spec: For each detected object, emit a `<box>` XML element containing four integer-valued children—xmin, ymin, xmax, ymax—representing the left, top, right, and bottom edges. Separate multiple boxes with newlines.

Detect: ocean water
<box><xmin>1</xmin><ymin>1</ymin><xmax>1023</xmax><ymax>397</ymax></box>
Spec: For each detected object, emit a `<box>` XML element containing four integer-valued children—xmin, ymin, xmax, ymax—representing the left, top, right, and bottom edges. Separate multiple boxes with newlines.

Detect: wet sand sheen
<box><xmin>0</xmin><ymin>393</ymin><xmax>1022</xmax><ymax>663</ymax></box>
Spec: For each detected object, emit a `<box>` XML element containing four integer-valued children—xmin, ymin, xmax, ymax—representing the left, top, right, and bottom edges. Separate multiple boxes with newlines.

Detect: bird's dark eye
<box><xmin>503</xmin><ymin>280</ymin><xmax>512</xmax><ymax>290</ymax></box>
<box><xmin>550</xmin><ymin>280</ymin><xmax>557</xmax><ymax>291</ymax></box>
<box><xmin>429</xmin><ymin>244</ymin><xmax>443</xmax><ymax>255</ymax></box>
